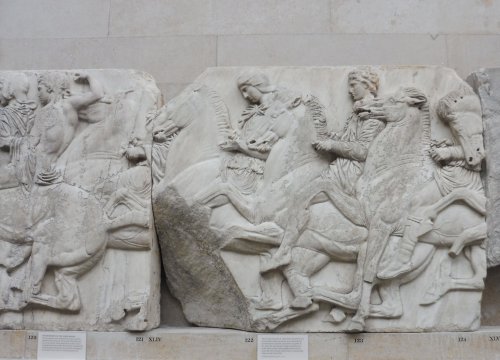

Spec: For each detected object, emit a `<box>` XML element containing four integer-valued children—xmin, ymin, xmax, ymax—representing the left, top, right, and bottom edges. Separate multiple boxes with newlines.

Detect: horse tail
<box><xmin>304</xmin><ymin>94</ymin><xmax>329</xmax><ymax>141</ymax></box>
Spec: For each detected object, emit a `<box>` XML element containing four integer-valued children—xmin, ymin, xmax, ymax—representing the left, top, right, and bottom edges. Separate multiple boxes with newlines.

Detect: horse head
<box><xmin>153</xmin><ymin>83</ymin><xmax>205</xmax><ymax>142</ymax></box>
<box><xmin>436</xmin><ymin>86</ymin><xmax>484</xmax><ymax>171</ymax></box>
<box><xmin>361</xmin><ymin>87</ymin><xmax>428</xmax><ymax>124</ymax></box>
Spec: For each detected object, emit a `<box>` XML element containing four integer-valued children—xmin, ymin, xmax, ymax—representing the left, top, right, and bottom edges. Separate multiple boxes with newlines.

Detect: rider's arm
<box><xmin>446</xmin><ymin>145</ymin><xmax>465</xmax><ymax>161</ymax></box>
<box><xmin>68</xmin><ymin>74</ymin><xmax>104</xmax><ymax>111</ymax></box>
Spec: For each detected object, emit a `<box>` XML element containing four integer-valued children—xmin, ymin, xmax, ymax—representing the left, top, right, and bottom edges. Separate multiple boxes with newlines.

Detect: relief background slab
<box><xmin>0</xmin><ymin>69</ymin><xmax>161</xmax><ymax>331</ymax></box>
<box><xmin>153</xmin><ymin>66</ymin><xmax>486</xmax><ymax>332</ymax></box>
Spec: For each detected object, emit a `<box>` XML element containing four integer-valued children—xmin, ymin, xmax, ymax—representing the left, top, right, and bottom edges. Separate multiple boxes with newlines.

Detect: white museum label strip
<box><xmin>37</xmin><ymin>331</ymin><xmax>86</xmax><ymax>360</ymax></box>
<box><xmin>258</xmin><ymin>334</ymin><xmax>308</xmax><ymax>360</ymax></box>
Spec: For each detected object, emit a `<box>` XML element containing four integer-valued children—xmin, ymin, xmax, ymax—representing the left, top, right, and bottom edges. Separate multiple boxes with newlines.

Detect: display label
<box><xmin>37</xmin><ymin>331</ymin><xmax>86</xmax><ymax>360</ymax></box>
<box><xmin>258</xmin><ymin>334</ymin><xmax>308</xmax><ymax>360</ymax></box>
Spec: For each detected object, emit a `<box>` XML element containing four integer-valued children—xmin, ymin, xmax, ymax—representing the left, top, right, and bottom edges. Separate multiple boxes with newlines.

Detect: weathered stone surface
<box><xmin>153</xmin><ymin>66</ymin><xmax>487</xmax><ymax>332</ymax></box>
<box><xmin>0</xmin><ymin>69</ymin><xmax>161</xmax><ymax>331</ymax></box>
<box><xmin>468</xmin><ymin>68</ymin><xmax>500</xmax><ymax>268</ymax></box>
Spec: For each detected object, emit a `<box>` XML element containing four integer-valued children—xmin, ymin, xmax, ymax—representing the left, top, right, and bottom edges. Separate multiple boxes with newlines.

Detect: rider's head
<box><xmin>37</xmin><ymin>72</ymin><xmax>70</xmax><ymax>105</ymax></box>
<box><xmin>348</xmin><ymin>68</ymin><xmax>379</xmax><ymax>101</ymax></box>
<box><xmin>237</xmin><ymin>72</ymin><xmax>276</xmax><ymax>104</ymax></box>
<box><xmin>0</xmin><ymin>73</ymin><xmax>30</xmax><ymax>104</ymax></box>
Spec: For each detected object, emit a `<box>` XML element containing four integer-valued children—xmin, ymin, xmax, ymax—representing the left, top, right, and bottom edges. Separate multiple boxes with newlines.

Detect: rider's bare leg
<box><xmin>261</xmin><ymin>208</ymin><xmax>310</xmax><ymax>273</ymax></box>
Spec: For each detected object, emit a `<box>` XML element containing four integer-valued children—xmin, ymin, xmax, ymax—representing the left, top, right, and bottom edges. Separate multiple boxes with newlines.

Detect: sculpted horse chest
<box><xmin>358</xmin><ymin>97</ymin><xmax>430</xmax><ymax>224</ymax></box>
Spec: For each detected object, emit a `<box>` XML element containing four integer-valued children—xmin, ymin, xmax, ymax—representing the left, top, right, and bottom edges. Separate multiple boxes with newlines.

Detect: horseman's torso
<box><xmin>36</xmin><ymin>102</ymin><xmax>78</xmax><ymax>158</ymax></box>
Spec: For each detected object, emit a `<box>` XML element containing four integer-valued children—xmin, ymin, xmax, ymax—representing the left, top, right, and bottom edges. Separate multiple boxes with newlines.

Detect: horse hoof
<box><xmin>290</xmin><ymin>296</ymin><xmax>313</xmax><ymax>310</ymax></box>
<box><xmin>323</xmin><ymin>308</ymin><xmax>347</xmax><ymax>324</ymax></box>
<box><xmin>345</xmin><ymin>318</ymin><xmax>364</xmax><ymax>333</ymax></box>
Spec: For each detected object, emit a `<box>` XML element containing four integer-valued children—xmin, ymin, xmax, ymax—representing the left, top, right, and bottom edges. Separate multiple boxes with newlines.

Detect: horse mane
<box><xmin>420</xmin><ymin>100</ymin><xmax>434</xmax><ymax>175</ymax></box>
<box><xmin>198</xmin><ymin>85</ymin><xmax>232</xmax><ymax>147</ymax></box>
<box><xmin>304</xmin><ymin>94</ymin><xmax>329</xmax><ymax>141</ymax></box>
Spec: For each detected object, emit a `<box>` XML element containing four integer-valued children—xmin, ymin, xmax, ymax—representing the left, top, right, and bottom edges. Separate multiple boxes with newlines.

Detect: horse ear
<box><xmin>405</xmin><ymin>96</ymin><xmax>427</xmax><ymax>108</ymax></box>
<box><xmin>192</xmin><ymin>83</ymin><xmax>203</xmax><ymax>92</ymax></box>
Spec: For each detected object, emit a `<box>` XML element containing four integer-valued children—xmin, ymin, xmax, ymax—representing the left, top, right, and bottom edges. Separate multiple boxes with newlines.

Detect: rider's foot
<box><xmin>377</xmin><ymin>261</ymin><xmax>412</xmax><ymax>280</ymax></box>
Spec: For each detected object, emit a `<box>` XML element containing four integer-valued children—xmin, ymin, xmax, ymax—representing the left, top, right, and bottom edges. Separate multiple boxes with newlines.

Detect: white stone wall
<box><xmin>1</xmin><ymin>0</ymin><xmax>499</xmax><ymax>102</ymax></box>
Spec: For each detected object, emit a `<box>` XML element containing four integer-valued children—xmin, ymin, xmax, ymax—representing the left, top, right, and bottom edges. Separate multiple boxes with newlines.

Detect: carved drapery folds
<box><xmin>153</xmin><ymin>67</ymin><xmax>487</xmax><ymax>332</ymax></box>
<box><xmin>0</xmin><ymin>70</ymin><xmax>161</xmax><ymax>331</ymax></box>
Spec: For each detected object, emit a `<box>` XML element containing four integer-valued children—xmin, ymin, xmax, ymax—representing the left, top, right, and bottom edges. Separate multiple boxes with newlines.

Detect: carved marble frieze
<box><xmin>0</xmin><ymin>70</ymin><xmax>161</xmax><ymax>331</ymax></box>
<box><xmin>468</xmin><ymin>68</ymin><xmax>500</xmax><ymax>268</ymax></box>
<box><xmin>153</xmin><ymin>66</ymin><xmax>487</xmax><ymax>332</ymax></box>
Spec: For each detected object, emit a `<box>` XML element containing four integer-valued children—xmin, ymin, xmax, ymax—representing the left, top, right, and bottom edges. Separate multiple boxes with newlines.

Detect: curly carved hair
<box><xmin>37</xmin><ymin>72</ymin><xmax>70</xmax><ymax>98</ymax></box>
<box><xmin>0</xmin><ymin>73</ymin><xmax>30</xmax><ymax>101</ymax></box>
<box><xmin>348</xmin><ymin>68</ymin><xmax>379</xmax><ymax>96</ymax></box>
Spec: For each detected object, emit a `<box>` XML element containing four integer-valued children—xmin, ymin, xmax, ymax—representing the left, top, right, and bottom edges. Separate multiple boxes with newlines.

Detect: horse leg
<box><xmin>29</xmin><ymin>239</ymin><xmax>50</xmax><ymax>295</ymax></box>
<box><xmin>53</xmin><ymin>269</ymin><xmax>81</xmax><ymax>311</ymax></box>
<box><xmin>226</xmin><ymin>222</ymin><xmax>283</xmax><ymax>247</ymax></box>
<box><xmin>282</xmin><ymin>249</ymin><xmax>330</xmax><ymax>310</ymax></box>
<box><xmin>314</xmin><ymin>178</ymin><xmax>367</xmax><ymax>227</ymax></box>
<box><xmin>252</xmin><ymin>303</ymin><xmax>320</xmax><ymax>331</ymax></box>
<box><xmin>29</xmin><ymin>269</ymin><xmax>81</xmax><ymax>311</ymax></box>
<box><xmin>253</xmin><ymin>268</ymin><xmax>284</xmax><ymax>311</ymax></box>
<box><xmin>261</xmin><ymin>207</ymin><xmax>310</xmax><ymax>273</ymax></box>
<box><xmin>196</xmin><ymin>182</ymin><xmax>257</xmax><ymax>223</ymax></box>
<box><xmin>312</xmin><ymin>242</ymin><xmax>367</xmax><ymax>310</ymax></box>
<box><xmin>420</xmin><ymin>245</ymin><xmax>485</xmax><ymax>305</ymax></box>
<box><xmin>448</xmin><ymin>222</ymin><xmax>486</xmax><ymax>257</ymax></box>
<box><xmin>369</xmin><ymin>281</ymin><xmax>403</xmax><ymax>318</ymax></box>
<box><xmin>422</xmin><ymin>188</ymin><xmax>486</xmax><ymax>219</ymax></box>
<box><xmin>348</xmin><ymin>222</ymin><xmax>394</xmax><ymax>332</ymax></box>
<box><xmin>377</xmin><ymin>182</ymin><xmax>442</xmax><ymax>280</ymax></box>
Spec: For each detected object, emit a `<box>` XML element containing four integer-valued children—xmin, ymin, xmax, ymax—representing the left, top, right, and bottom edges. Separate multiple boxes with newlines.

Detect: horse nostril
<box><xmin>469</xmin><ymin>157</ymin><xmax>473</xmax><ymax>162</ymax></box>
<box><xmin>477</xmin><ymin>148</ymin><xmax>480</xmax><ymax>152</ymax></box>
<box><xmin>249</xmin><ymin>140</ymin><xmax>256</xmax><ymax>144</ymax></box>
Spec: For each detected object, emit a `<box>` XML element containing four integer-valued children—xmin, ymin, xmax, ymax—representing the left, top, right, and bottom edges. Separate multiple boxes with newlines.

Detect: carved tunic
<box><xmin>0</xmin><ymin>101</ymin><xmax>37</xmax><ymax>187</ymax></box>
<box><xmin>434</xmin><ymin>160</ymin><xmax>483</xmax><ymax>195</ymax></box>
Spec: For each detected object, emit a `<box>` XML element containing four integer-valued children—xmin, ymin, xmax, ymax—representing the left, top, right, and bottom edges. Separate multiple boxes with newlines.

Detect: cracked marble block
<box><xmin>0</xmin><ymin>70</ymin><xmax>161</xmax><ymax>331</ymax></box>
<box><xmin>153</xmin><ymin>66</ymin><xmax>487</xmax><ymax>333</ymax></box>
<box><xmin>468</xmin><ymin>68</ymin><xmax>500</xmax><ymax>268</ymax></box>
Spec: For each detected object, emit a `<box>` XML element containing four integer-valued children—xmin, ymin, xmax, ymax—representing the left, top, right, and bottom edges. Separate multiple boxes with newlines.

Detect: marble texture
<box><xmin>153</xmin><ymin>66</ymin><xmax>487</xmax><ymax>332</ymax></box>
<box><xmin>468</xmin><ymin>68</ymin><xmax>500</xmax><ymax>268</ymax></box>
<box><xmin>0</xmin><ymin>69</ymin><xmax>161</xmax><ymax>331</ymax></box>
